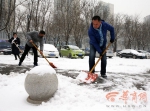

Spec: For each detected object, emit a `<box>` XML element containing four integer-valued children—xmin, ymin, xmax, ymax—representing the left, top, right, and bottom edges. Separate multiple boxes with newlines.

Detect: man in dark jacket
<box><xmin>18</xmin><ymin>30</ymin><xmax>45</xmax><ymax>66</ymax></box>
<box><xmin>88</xmin><ymin>15</ymin><xmax>115</xmax><ymax>78</ymax></box>
<box><xmin>8</xmin><ymin>32</ymin><xmax>21</xmax><ymax>60</ymax></box>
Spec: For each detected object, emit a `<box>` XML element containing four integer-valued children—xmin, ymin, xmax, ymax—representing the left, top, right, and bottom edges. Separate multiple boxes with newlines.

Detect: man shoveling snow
<box><xmin>76</xmin><ymin>15</ymin><xmax>115</xmax><ymax>83</ymax></box>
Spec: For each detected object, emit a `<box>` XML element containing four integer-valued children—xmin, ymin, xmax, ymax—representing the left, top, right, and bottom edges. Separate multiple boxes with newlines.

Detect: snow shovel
<box><xmin>13</xmin><ymin>42</ymin><xmax>23</xmax><ymax>53</ymax></box>
<box><xmin>77</xmin><ymin>42</ymin><xmax>111</xmax><ymax>83</ymax></box>
<box><xmin>31</xmin><ymin>42</ymin><xmax>57</xmax><ymax>68</ymax></box>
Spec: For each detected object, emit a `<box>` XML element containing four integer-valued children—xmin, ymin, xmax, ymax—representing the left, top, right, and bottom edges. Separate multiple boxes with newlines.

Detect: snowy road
<box><xmin>0</xmin><ymin>55</ymin><xmax>150</xmax><ymax>111</ymax></box>
<box><xmin>0</xmin><ymin>62</ymin><xmax>150</xmax><ymax>92</ymax></box>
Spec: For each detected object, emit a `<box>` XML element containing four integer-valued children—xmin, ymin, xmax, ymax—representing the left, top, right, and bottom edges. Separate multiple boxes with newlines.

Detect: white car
<box><xmin>119</xmin><ymin>49</ymin><xmax>146</xmax><ymax>59</ymax></box>
<box><xmin>38</xmin><ymin>44</ymin><xmax>59</xmax><ymax>58</ymax></box>
<box><xmin>106</xmin><ymin>49</ymin><xmax>114</xmax><ymax>58</ymax></box>
<box><xmin>137</xmin><ymin>50</ymin><xmax>150</xmax><ymax>59</ymax></box>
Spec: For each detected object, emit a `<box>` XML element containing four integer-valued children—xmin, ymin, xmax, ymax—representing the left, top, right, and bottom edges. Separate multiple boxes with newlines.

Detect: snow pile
<box><xmin>76</xmin><ymin>71</ymin><xmax>96</xmax><ymax>83</ymax></box>
<box><xmin>28</xmin><ymin>65</ymin><xmax>56</xmax><ymax>75</ymax></box>
<box><xmin>76</xmin><ymin>71</ymin><xmax>88</xmax><ymax>83</ymax></box>
<box><xmin>0</xmin><ymin>73</ymin><xmax>149</xmax><ymax>111</ymax></box>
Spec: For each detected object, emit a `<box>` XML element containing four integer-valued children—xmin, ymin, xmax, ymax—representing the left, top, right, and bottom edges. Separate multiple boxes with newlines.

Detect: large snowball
<box><xmin>24</xmin><ymin>65</ymin><xmax>58</xmax><ymax>104</ymax></box>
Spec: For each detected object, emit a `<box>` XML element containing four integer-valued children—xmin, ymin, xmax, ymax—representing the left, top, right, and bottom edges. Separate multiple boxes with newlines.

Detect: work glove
<box><xmin>16</xmin><ymin>44</ymin><xmax>19</xmax><ymax>47</ymax></box>
<box><xmin>98</xmin><ymin>52</ymin><xmax>103</xmax><ymax>57</ymax></box>
<box><xmin>11</xmin><ymin>38</ymin><xmax>16</xmax><ymax>44</ymax></box>
<box><xmin>29</xmin><ymin>40</ymin><xmax>33</xmax><ymax>43</ymax></box>
<box><xmin>13</xmin><ymin>38</ymin><xmax>16</xmax><ymax>41</ymax></box>
<box><xmin>11</xmin><ymin>40</ymin><xmax>14</xmax><ymax>44</ymax></box>
<box><xmin>110</xmin><ymin>39</ymin><xmax>114</xmax><ymax>43</ymax></box>
<box><xmin>40</xmin><ymin>51</ymin><xmax>43</xmax><ymax>55</ymax></box>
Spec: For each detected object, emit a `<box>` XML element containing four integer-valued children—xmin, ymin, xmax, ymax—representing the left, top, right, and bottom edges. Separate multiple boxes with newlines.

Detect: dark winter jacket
<box><xmin>88</xmin><ymin>20</ymin><xmax>115</xmax><ymax>54</ymax></box>
<box><xmin>8</xmin><ymin>37</ymin><xmax>20</xmax><ymax>55</ymax></box>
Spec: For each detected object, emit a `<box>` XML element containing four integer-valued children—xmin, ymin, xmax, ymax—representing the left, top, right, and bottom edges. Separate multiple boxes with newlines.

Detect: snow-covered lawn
<box><xmin>0</xmin><ymin>54</ymin><xmax>150</xmax><ymax>111</ymax></box>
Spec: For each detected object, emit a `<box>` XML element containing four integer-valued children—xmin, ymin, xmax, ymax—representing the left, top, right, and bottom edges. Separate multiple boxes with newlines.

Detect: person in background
<box><xmin>88</xmin><ymin>15</ymin><xmax>115</xmax><ymax>78</ymax></box>
<box><xmin>8</xmin><ymin>32</ymin><xmax>21</xmax><ymax>60</ymax></box>
<box><xmin>18</xmin><ymin>30</ymin><xmax>45</xmax><ymax>66</ymax></box>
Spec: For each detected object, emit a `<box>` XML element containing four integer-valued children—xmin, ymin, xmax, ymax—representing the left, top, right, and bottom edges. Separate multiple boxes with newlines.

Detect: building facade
<box><xmin>54</xmin><ymin>0</ymin><xmax>80</xmax><ymax>16</ymax></box>
<box><xmin>0</xmin><ymin>0</ymin><xmax>15</xmax><ymax>40</ymax></box>
<box><xmin>106</xmin><ymin>3</ymin><xmax>114</xmax><ymax>16</ymax></box>
<box><xmin>144</xmin><ymin>15</ymin><xmax>150</xmax><ymax>24</ymax></box>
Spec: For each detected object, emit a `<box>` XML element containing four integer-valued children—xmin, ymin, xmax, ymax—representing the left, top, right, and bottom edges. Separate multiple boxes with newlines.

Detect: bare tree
<box><xmin>16</xmin><ymin>0</ymin><xmax>53</xmax><ymax>32</ymax></box>
<box><xmin>80</xmin><ymin>1</ymin><xmax>93</xmax><ymax>31</ymax></box>
<box><xmin>109</xmin><ymin>13</ymin><xmax>124</xmax><ymax>52</ymax></box>
<box><xmin>0</xmin><ymin>0</ymin><xmax>26</xmax><ymax>32</ymax></box>
<box><xmin>15</xmin><ymin>8</ymin><xmax>25</xmax><ymax>32</ymax></box>
<box><xmin>140</xmin><ymin>22</ymin><xmax>150</xmax><ymax>50</ymax></box>
<box><xmin>40</xmin><ymin>0</ymin><xmax>52</xmax><ymax>30</ymax></box>
<box><xmin>71</xmin><ymin>1</ymin><xmax>84</xmax><ymax>47</ymax></box>
<box><xmin>123</xmin><ymin>15</ymin><xmax>143</xmax><ymax>49</ymax></box>
<box><xmin>123</xmin><ymin>15</ymin><xmax>134</xmax><ymax>49</ymax></box>
<box><xmin>132</xmin><ymin>16</ymin><xmax>141</xmax><ymax>49</ymax></box>
<box><xmin>93</xmin><ymin>1</ymin><xmax>110</xmax><ymax>21</ymax></box>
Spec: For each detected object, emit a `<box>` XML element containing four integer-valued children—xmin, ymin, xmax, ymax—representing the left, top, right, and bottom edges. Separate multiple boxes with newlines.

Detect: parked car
<box><xmin>0</xmin><ymin>40</ymin><xmax>12</xmax><ymax>55</ymax></box>
<box><xmin>137</xmin><ymin>50</ymin><xmax>150</xmax><ymax>59</ymax></box>
<box><xmin>60</xmin><ymin>45</ymin><xmax>85</xmax><ymax>59</ymax></box>
<box><xmin>38</xmin><ymin>44</ymin><xmax>59</xmax><ymax>58</ymax></box>
<box><xmin>81</xmin><ymin>47</ymin><xmax>90</xmax><ymax>56</ymax></box>
<box><xmin>106</xmin><ymin>49</ymin><xmax>114</xmax><ymax>58</ymax></box>
<box><xmin>96</xmin><ymin>49</ymin><xmax>114</xmax><ymax>58</ymax></box>
<box><xmin>119</xmin><ymin>49</ymin><xmax>146</xmax><ymax>59</ymax></box>
<box><xmin>116</xmin><ymin>50</ymin><xmax>122</xmax><ymax>56</ymax></box>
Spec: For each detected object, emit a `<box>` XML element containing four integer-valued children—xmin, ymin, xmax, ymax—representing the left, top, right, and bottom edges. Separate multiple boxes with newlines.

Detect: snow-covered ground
<box><xmin>0</xmin><ymin>54</ymin><xmax>150</xmax><ymax>111</ymax></box>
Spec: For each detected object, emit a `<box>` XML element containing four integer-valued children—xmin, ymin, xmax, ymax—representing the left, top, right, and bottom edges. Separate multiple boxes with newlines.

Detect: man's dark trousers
<box><xmin>89</xmin><ymin>44</ymin><xmax>107</xmax><ymax>75</ymax></box>
<box><xmin>20</xmin><ymin>44</ymin><xmax>38</xmax><ymax>65</ymax></box>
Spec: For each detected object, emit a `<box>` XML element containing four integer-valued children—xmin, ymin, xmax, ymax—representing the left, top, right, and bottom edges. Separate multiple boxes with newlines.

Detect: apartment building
<box><xmin>144</xmin><ymin>15</ymin><xmax>150</xmax><ymax>24</ymax></box>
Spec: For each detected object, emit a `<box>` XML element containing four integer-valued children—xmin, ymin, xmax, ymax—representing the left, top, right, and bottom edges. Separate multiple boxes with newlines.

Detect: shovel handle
<box><xmin>31</xmin><ymin>42</ymin><xmax>57</xmax><ymax>68</ymax></box>
<box><xmin>13</xmin><ymin>42</ymin><xmax>23</xmax><ymax>53</ymax></box>
<box><xmin>90</xmin><ymin>42</ymin><xmax>111</xmax><ymax>73</ymax></box>
<box><xmin>31</xmin><ymin>42</ymin><xmax>50</xmax><ymax>63</ymax></box>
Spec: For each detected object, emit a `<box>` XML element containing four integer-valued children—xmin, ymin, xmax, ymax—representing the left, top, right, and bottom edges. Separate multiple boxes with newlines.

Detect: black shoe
<box><xmin>34</xmin><ymin>64</ymin><xmax>38</xmax><ymax>67</ymax></box>
<box><xmin>18</xmin><ymin>62</ymin><xmax>22</xmax><ymax>66</ymax></box>
<box><xmin>101</xmin><ymin>74</ymin><xmax>107</xmax><ymax>79</ymax></box>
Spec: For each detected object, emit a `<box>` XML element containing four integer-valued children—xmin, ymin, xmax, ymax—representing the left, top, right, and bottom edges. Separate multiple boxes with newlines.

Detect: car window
<box><xmin>66</xmin><ymin>46</ymin><xmax>69</xmax><ymax>49</ymax></box>
<box><xmin>44</xmin><ymin>44</ymin><xmax>57</xmax><ymax>51</ymax></box>
<box><xmin>121</xmin><ymin>49</ymin><xmax>130</xmax><ymax>53</ymax></box>
<box><xmin>142</xmin><ymin>51</ymin><xmax>147</xmax><ymax>53</ymax></box>
<box><xmin>137</xmin><ymin>50</ymin><xmax>148</xmax><ymax>53</ymax></box>
<box><xmin>62</xmin><ymin>46</ymin><xmax>66</xmax><ymax>49</ymax></box>
<box><xmin>62</xmin><ymin>46</ymin><xmax>68</xmax><ymax>49</ymax></box>
<box><xmin>63</xmin><ymin>46</ymin><xmax>67</xmax><ymax>49</ymax></box>
<box><xmin>130</xmin><ymin>50</ymin><xmax>139</xmax><ymax>54</ymax></box>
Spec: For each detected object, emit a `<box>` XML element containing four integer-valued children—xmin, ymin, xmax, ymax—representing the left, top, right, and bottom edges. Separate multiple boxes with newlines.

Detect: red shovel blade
<box><xmin>49</xmin><ymin>62</ymin><xmax>57</xmax><ymax>68</ymax></box>
<box><xmin>83</xmin><ymin>71</ymin><xmax>98</xmax><ymax>83</ymax></box>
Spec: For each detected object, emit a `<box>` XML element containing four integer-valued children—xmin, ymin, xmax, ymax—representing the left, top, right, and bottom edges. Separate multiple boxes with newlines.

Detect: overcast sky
<box><xmin>101</xmin><ymin>0</ymin><xmax>150</xmax><ymax>19</ymax></box>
